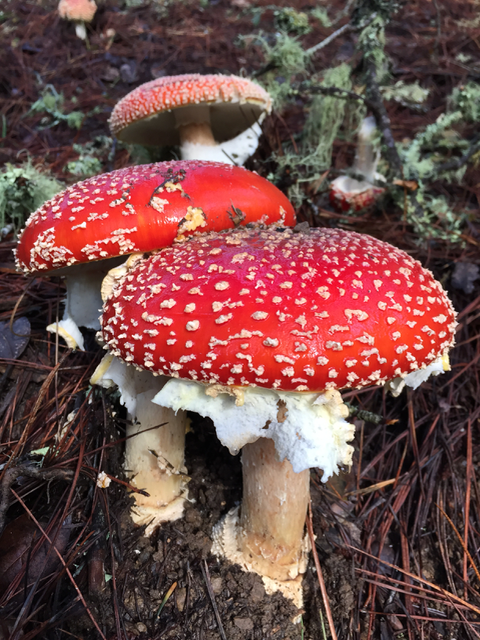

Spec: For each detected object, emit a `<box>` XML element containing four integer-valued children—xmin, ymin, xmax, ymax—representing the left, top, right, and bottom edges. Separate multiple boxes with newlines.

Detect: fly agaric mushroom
<box><xmin>100</xmin><ymin>225</ymin><xmax>457</xmax><ymax>603</ymax></box>
<box><xmin>58</xmin><ymin>0</ymin><xmax>97</xmax><ymax>40</ymax></box>
<box><xmin>15</xmin><ymin>160</ymin><xmax>295</xmax><ymax>349</ymax></box>
<box><xmin>109</xmin><ymin>74</ymin><xmax>272</xmax><ymax>166</ymax></box>
<box><xmin>330</xmin><ymin>116</ymin><xmax>386</xmax><ymax>212</ymax></box>
<box><xmin>15</xmin><ymin>160</ymin><xmax>294</xmax><ymax>532</ymax></box>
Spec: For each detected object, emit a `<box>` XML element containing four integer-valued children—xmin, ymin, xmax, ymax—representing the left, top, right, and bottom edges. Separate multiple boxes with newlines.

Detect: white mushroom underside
<box><xmin>153</xmin><ymin>380</ymin><xmax>355</xmax><ymax>477</ymax></box>
<box><xmin>387</xmin><ymin>354</ymin><xmax>449</xmax><ymax>396</ymax></box>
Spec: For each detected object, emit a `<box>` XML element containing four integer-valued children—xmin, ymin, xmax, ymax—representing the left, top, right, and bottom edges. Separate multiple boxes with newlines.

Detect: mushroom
<box><xmin>330</xmin><ymin>116</ymin><xmax>386</xmax><ymax>212</ymax></box>
<box><xmin>15</xmin><ymin>159</ymin><xmax>295</xmax><ymax>349</ymax></box>
<box><xmin>58</xmin><ymin>0</ymin><xmax>97</xmax><ymax>40</ymax></box>
<box><xmin>100</xmin><ymin>225</ymin><xmax>457</xmax><ymax>603</ymax></box>
<box><xmin>109</xmin><ymin>74</ymin><xmax>272</xmax><ymax>166</ymax></box>
<box><xmin>15</xmin><ymin>161</ymin><xmax>294</xmax><ymax>532</ymax></box>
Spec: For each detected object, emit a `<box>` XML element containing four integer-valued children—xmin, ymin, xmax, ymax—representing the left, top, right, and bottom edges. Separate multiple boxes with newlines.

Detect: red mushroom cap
<box><xmin>101</xmin><ymin>227</ymin><xmax>457</xmax><ymax>393</ymax></box>
<box><xmin>15</xmin><ymin>160</ymin><xmax>295</xmax><ymax>274</ymax></box>
<box><xmin>109</xmin><ymin>74</ymin><xmax>272</xmax><ymax>147</ymax></box>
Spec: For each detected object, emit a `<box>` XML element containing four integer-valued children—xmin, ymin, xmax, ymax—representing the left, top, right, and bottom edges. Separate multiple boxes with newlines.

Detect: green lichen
<box><xmin>273</xmin><ymin>64</ymin><xmax>365</xmax><ymax>207</ymax></box>
<box><xmin>65</xmin><ymin>136</ymin><xmax>114</xmax><ymax>178</ymax></box>
<box><xmin>248</xmin><ymin>5</ymin><xmax>311</xmax><ymax>33</ymax></box>
<box><xmin>382</xmin><ymin>80</ymin><xmax>429</xmax><ymax>108</ymax></box>
<box><xmin>310</xmin><ymin>6</ymin><xmax>332</xmax><ymax>28</ymax></box>
<box><xmin>357</xmin><ymin>15</ymin><xmax>389</xmax><ymax>82</ymax></box>
<box><xmin>0</xmin><ymin>161</ymin><xmax>63</xmax><ymax>234</ymax></box>
<box><xmin>399</xmin><ymin>192</ymin><xmax>466</xmax><ymax>244</ymax></box>
<box><xmin>303</xmin><ymin>63</ymin><xmax>357</xmax><ymax>169</ymax></box>
<box><xmin>273</xmin><ymin>7</ymin><xmax>311</xmax><ymax>35</ymax></box>
<box><xmin>448</xmin><ymin>81</ymin><xmax>480</xmax><ymax>123</ymax></box>
<box><xmin>251</xmin><ymin>32</ymin><xmax>309</xmax><ymax>108</ymax></box>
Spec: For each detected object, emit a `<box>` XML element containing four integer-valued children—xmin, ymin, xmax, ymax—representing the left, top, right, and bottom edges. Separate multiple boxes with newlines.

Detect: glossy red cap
<box><xmin>15</xmin><ymin>160</ymin><xmax>295</xmax><ymax>274</ymax></box>
<box><xmin>102</xmin><ymin>227</ymin><xmax>457</xmax><ymax>392</ymax></box>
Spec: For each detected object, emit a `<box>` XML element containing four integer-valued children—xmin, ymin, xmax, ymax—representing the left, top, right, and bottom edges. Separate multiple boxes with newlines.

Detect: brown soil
<box><xmin>1</xmin><ymin>0</ymin><xmax>480</xmax><ymax>639</ymax></box>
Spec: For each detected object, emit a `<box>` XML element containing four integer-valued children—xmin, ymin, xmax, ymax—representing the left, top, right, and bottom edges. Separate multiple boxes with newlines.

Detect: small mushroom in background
<box><xmin>330</xmin><ymin>116</ymin><xmax>386</xmax><ymax>212</ymax></box>
<box><xmin>109</xmin><ymin>74</ymin><xmax>272</xmax><ymax>166</ymax></box>
<box><xmin>100</xmin><ymin>225</ymin><xmax>457</xmax><ymax>605</ymax></box>
<box><xmin>58</xmin><ymin>0</ymin><xmax>97</xmax><ymax>41</ymax></box>
<box><xmin>14</xmin><ymin>160</ymin><xmax>295</xmax><ymax>350</ymax></box>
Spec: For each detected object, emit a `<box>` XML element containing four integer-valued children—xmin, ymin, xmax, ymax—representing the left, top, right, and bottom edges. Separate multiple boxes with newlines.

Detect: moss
<box><xmin>0</xmin><ymin>161</ymin><xmax>63</xmax><ymax>234</ymax></box>
<box><xmin>303</xmin><ymin>63</ymin><xmax>358</xmax><ymax>169</ymax></box>
<box><xmin>254</xmin><ymin>32</ymin><xmax>309</xmax><ymax>108</ymax></box>
<box><xmin>273</xmin><ymin>7</ymin><xmax>311</xmax><ymax>35</ymax></box>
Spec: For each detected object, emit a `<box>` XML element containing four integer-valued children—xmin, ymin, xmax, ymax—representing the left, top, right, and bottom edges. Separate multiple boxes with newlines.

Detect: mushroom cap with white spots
<box><xmin>109</xmin><ymin>74</ymin><xmax>272</xmax><ymax>147</ymax></box>
<box><xmin>101</xmin><ymin>226</ymin><xmax>457</xmax><ymax>393</ymax></box>
<box><xmin>15</xmin><ymin>160</ymin><xmax>295</xmax><ymax>275</ymax></box>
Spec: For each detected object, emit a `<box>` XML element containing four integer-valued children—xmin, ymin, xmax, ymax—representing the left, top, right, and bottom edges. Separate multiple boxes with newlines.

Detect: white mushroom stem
<box><xmin>91</xmin><ymin>355</ymin><xmax>189</xmax><ymax>535</ymax></box>
<box><xmin>46</xmin><ymin>257</ymin><xmax>125</xmax><ymax>350</ymax></box>
<box><xmin>154</xmin><ymin>378</ymin><xmax>354</xmax><ymax>603</ymax></box>
<box><xmin>74</xmin><ymin>21</ymin><xmax>87</xmax><ymax>40</ymax></box>
<box><xmin>174</xmin><ymin>104</ymin><xmax>216</xmax><ymax>147</ymax></box>
<box><xmin>353</xmin><ymin>115</ymin><xmax>379</xmax><ymax>182</ymax></box>
<box><xmin>174</xmin><ymin>105</ymin><xmax>263</xmax><ymax>165</ymax></box>
<box><xmin>330</xmin><ymin>117</ymin><xmax>385</xmax><ymax>199</ymax></box>
<box><xmin>240</xmin><ymin>437</ymin><xmax>310</xmax><ymax>582</ymax></box>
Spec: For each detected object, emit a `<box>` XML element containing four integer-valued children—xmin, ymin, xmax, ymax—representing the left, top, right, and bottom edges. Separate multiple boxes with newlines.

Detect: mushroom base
<box><xmin>212</xmin><ymin>507</ymin><xmax>308</xmax><ymax>609</ymax></box>
<box><xmin>212</xmin><ymin>438</ymin><xmax>310</xmax><ymax>607</ymax></box>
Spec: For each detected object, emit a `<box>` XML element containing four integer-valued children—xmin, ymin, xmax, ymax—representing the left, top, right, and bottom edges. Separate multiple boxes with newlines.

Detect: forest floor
<box><xmin>0</xmin><ymin>0</ymin><xmax>480</xmax><ymax>638</ymax></box>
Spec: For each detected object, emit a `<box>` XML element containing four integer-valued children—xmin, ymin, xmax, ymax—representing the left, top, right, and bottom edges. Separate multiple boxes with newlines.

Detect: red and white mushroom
<box><xmin>58</xmin><ymin>0</ymin><xmax>97</xmax><ymax>40</ymax></box>
<box><xmin>109</xmin><ymin>74</ymin><xmax>272</xmax><ymax>166</ymax></box>
<box><xmin>16</xmin><ymin>160</ymin><xmax>295</xmax><ymax>532</ymax></box>
<box><xmin>15</xmin><ymin>159</ymin><xmax>295</xmax><ymax>349</ymax></box>
<box><xmin>100</xmin><ymin>225</ymin><xmax>457</xmax><ymax>602</ymax></box>
<box><xmin>330</xmin><ymin>117</ymin><xmax>386</xmax><ymax>212</ymax></box>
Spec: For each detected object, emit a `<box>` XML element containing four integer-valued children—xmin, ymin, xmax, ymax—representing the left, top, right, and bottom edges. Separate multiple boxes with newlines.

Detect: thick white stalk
<box><xmin>91</xmin><ymin>356</ymin><xmax>189</xmax><ymax>534</ymax></box>
<box><xmin>240</xmin><ymin>437</ymin><xmax>310</xmax><ymax>582</ymax></box>
<box><xmin>127</xmin><ymin>386</ymin><xmax>188</xmax><ymax>533</ymax></box>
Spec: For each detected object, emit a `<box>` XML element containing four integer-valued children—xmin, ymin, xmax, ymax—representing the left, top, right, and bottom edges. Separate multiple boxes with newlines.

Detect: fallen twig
<box><xmin>307</xmin><ymin>501</ymin><xmax>338</xmax><ymax>640</ymax></box>
<box><xmin>201</xmin><ymin>560</ymin><xmax>227</xmax><ymax>640</ymax></box>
